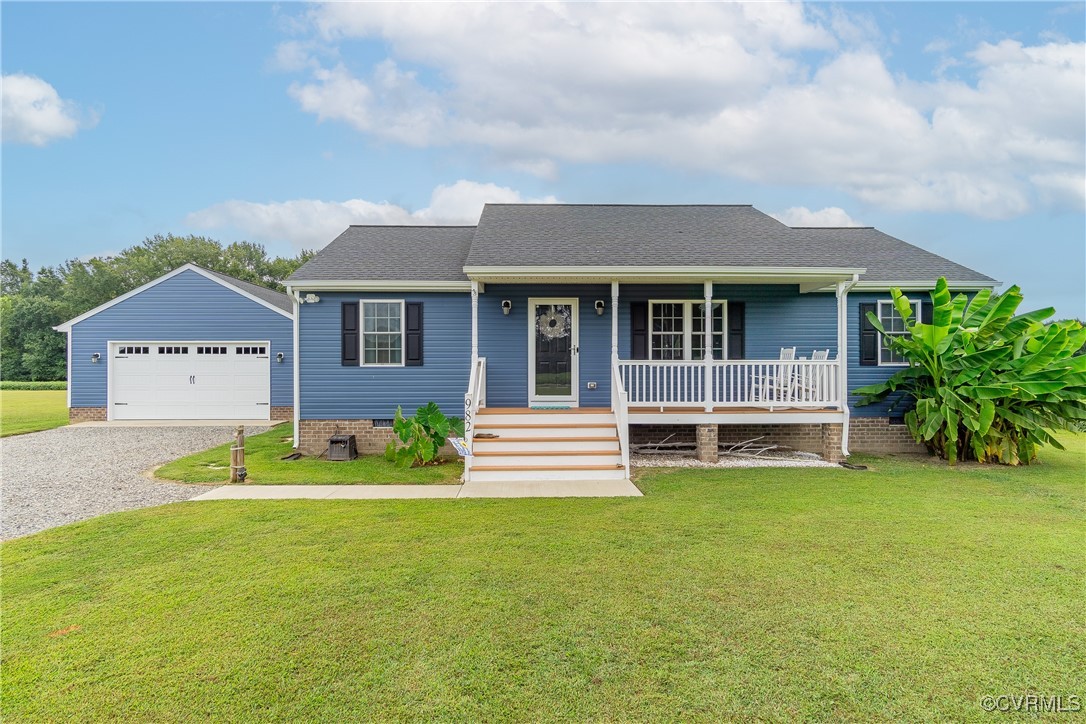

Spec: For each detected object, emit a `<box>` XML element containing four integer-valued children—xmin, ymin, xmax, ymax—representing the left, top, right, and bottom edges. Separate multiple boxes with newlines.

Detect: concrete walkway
<box><xmin>191</xmin><ymin>479</ymin><xmax>642</xmax><ymax>501</ymax></box>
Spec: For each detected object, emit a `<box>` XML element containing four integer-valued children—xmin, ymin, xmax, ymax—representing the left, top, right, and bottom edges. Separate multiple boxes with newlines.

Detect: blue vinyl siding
<box><xmin>69</xmin><ymin>269</ymin><xmax>293</xmax><ymax>408</ymax></box>
<box><xmin>848</xmin><ymin>292</ymin><xmax>922</xmax><ymax>418</ymax></box>
<box><xmin>298</xmin><ymin>291</ymin><xmax>471</xmax><ymax>419</ymax></box>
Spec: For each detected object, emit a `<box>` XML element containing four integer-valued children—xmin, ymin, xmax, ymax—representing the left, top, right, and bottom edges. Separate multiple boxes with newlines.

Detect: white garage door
<box><xmin>111</xmin><ymin>342</ymin><xmax>271</xmax><ymax>420</ymax></box>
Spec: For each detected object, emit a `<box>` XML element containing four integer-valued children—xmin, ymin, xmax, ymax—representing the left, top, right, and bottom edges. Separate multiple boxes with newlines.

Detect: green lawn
<box><xmin>0</xmin><ymin>389</ymin><xmax>68</xmax><ymax>437</ymax></box>
<box><xmin>155</xmin><ymin>423</ymin><xmax>463</xmax><ymax>484</ymax></box>
<box><xmin>3</xmin><ymin>437</ymin><xmax>1083</xmax><ymax>721</ymax></box>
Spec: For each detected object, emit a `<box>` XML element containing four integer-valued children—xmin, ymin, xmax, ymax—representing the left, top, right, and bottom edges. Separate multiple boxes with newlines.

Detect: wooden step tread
<box><xmin>479</xmin><ymin>407</ymin><xmax>612</xmax><ymax>414</ymax></box>
<box><xmin>473</xmin><ymin>450</ymin><xmax>620</xmax><ymax>457</ymax></box>
<box><xmin>475</xmin><ymin>423</ymin><xmax>616</xmax><ymax>429</ymax></box>
<box><xmin>470</xmin><ymin>464</ymin><xmax>625</xmax><ymax>472</ymax></box>
<box><xmin>473</xmin><ymin>436</ymin><xmax>620</xmax><ymax>443</ymax></box>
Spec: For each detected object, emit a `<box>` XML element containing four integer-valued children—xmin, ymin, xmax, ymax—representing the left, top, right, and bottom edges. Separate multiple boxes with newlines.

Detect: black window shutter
<box><xmin>341</xmin><ymin>302</ymin><xmax>359</xmax><ymax>366</ymax></box>
<box><xmin>859</xmin><ymin>302</ymin><xmax>878</xmax><ymax>366</ymax></box>
<box><xmin>405</xmin><ymin>302</ymin><xmax>423</xmax><ymax>366</ymax></box>
<box><xmin>726</xmin><ymin>302</ymin><xmax>745</xmax><ymax>360</ymax></box>
<box><xmin>920</xmin><ymin>300</ymin><xmax>933</xmax><ymax>324</ymax></box>
<box><xmin>630</xmin><ymin>301</ymin><xmax>649</xmax><ymax>360</ymax></box>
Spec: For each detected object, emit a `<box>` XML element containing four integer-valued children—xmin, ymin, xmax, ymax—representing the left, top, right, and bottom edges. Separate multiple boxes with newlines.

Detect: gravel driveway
<box><xmin>1</xmin><ymin>425</ymin><xmax>268</xmax><ymax>541</ymax></box>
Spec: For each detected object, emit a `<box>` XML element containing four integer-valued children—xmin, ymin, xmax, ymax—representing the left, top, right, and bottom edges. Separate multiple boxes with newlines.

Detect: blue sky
<box><xmin>3</xmin><ymin>2</ymin><xmax>1084</xmax><ymax>316</ymax></box>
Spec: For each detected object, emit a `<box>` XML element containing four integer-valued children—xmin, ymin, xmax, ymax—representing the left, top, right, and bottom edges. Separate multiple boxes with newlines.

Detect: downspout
<box><xmin>837</xmin><ymin>275</ymin><xmax>859</xmax><ymax>457</ymax></box>
<box><xmin>289</xmin><ymin>286</ymin><xmax>301</xmax><ymax>450</ymax></box>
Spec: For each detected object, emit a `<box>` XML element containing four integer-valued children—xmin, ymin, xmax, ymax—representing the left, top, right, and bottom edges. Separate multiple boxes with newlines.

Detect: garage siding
<box><xmin>298</xmin><ymin>291</ymin><xmax>471</xmax><ymax>420</ymax></box>
<box><xmin>69</xmin><ymin>270</ymin><xmax>293</xmax><ymax>409</ymax></box>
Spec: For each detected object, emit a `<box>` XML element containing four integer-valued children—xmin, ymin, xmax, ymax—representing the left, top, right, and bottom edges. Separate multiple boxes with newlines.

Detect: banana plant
<box><xmin>854</xmin><ymin>278</ymin><xmax>1086</xmax><ymax>465</ymax></box>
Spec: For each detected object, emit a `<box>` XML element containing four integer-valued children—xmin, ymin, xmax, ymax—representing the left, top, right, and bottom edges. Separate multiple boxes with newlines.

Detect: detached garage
<box><xmin>55</xmin><ymin>264</ymin><xmax>294</xmax><ymax>423</ymax></box>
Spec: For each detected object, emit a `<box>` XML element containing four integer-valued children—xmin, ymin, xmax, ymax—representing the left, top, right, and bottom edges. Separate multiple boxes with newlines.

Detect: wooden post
<box><xmin>230</xmin><ymin>425</ymin><xmax>245</xmax><ymax>483</ymax></box>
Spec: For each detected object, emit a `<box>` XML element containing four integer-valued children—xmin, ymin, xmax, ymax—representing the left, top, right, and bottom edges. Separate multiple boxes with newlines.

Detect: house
<box><xmin>286</xmin><ymin>204</ymin><xmax>997</xmax><ymax>481</ymax></box>
<box><xmin>55</xmin><ymin>264</ymin><xmax>294</xmax><ymax>422</ymax></box>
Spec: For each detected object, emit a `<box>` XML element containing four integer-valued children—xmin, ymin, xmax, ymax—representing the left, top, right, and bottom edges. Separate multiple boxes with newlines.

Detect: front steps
<box><xmin>468</xmin><ymin>408</ymin><xmax>627</xmax><ymax>482</ymax></box>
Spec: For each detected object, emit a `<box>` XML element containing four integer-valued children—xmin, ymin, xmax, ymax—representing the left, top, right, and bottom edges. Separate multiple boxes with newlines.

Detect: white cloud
<box><xmin>1</xmin><ymin>73</ymin><xmax>98</xmax><ymax>146</ymax></box>
<box><xmin>771</xmin><ymin>206</ymin><xmax>864</xmax><ymax>227</ymax></box>
<box><xmin>277</xmin><ymin>3</ymin><xmax>1085</xmax><ymax>219</ymax></box>
<box><xmin>186</xmin><ymin>180</ymin><xmax>557</xmax><ymax>248</ymax></box>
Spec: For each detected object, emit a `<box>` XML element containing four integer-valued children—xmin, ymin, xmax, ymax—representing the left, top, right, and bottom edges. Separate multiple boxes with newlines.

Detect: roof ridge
<box><xmin>345</xmin><ymin>224</ymin><xmax>478</xmax><ymax>228</ymax></box>
<box><xmin>791</xmin><ymin>226</ymin><xmax>876</xmax><ymax>230</ymax></box>
<box><xmin>484</xmin><ymin>203</ymin><xmax>755</xmax><ymax>208</ymax></box>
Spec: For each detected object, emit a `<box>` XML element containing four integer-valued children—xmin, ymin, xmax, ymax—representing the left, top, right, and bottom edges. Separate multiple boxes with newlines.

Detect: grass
<box><xmin>0</xmin><ymin>389</ymin><xmax>68</xmax><ymax>437</ymax></box>
<box><xmin>3</xmin><ymin>435</ymin><xmax>1083</xmax><ymax>720</ymax></box>
<box><xmin>155</xmin><ymin>423</ymin><xmax>464</xmax><ymax>484</ymax></box>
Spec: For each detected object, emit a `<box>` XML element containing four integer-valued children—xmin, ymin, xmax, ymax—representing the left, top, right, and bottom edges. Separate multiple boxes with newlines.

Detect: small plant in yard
<box><xmin>855</xmin><ymin>278</ymin><xmax>1086</xmax><ymax>465</ymax></box>
<box><xmin>384</xmin><ymin>402</ymin><xmax>465</xmax><ymax>468</ymax></box>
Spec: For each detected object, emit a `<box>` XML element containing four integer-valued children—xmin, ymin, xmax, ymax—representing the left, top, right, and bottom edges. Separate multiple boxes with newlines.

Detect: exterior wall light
<box><xmin>501</xmin><ymin>300</ymin><xmax>512</xmax><ymax>315</ymax></box>
<box><xmin>595</xmin><ymin>300</ymin><xmax>605</xmax><ymax>315</ymax></box>
<box><xmin>276</xmin><ymin>352</ymin><xmax>285</xmax><ymax>363</ymax></box>
<box><xmin>91</xmin><ymin>352</ymin><xmax>101</xmax><ymax>363</ymax></box>
<box><xmin>304</xmin><ymin>293</ymin><xmax>320</xmax><ymax>304</ymax></box>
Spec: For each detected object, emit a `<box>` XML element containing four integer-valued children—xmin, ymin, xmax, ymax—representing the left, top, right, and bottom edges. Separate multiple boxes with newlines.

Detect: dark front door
<box><xmin>529</xmin><ymin>299</ymin><xmax>578</xmax><ymax>406</ymax></box>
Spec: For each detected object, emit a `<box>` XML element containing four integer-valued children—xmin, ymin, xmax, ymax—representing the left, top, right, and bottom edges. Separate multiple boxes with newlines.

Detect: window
<box><xmin>878</xmin><ymin>300</ymin><xmax>921</xmax><ymax>366</ymax></box>
<box><xmin>158</xmin><ymin>346</ymin><xmax>188</xmax><ymax>355</ymax></box>
<box><xmin>649</xmin><ymin>301</ymin><xmax>726</xmax><ymax>361</ymax></box>
<box><xmin>118</xmin><ymin>346</ymin><xmax>149</xmax><ymax>355</ymax></box>
<box><xmin>197</xmin><ymin>346</ymin><xmax>227</xmax><ymax>355</ymax></box>
<box><xmin>235</xmin><ymin>346</ymin><xmax>266</xmax><ymax>355</ymax></box>
<box><xmin>361</xmin><ymin>301</ymin><xmax>404</xmax><ymax>366</ymax></box>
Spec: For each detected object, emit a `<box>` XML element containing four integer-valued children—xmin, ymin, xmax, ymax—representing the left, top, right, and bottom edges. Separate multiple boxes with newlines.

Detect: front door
<box><xmin>528</xmin><ymin>298</ymin><xmax>579</xmax><ymax>407</ymax></box>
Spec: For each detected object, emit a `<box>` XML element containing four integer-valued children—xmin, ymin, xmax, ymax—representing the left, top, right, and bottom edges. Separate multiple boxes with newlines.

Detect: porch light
<box><xmin>595</xmin><ymin>300</ymin><xmax>605</xmax><ymax>316</ymax></box>
<box><xmin>91</xmin><ymin>352</ymin><xmax>101</xmax><ymax>363</ymax></box>
<box><xmin>501</xmin><ymin>300</ymin><xmax>512</xmax><ymax>315</ymax></box>
<box><xmin>304</xmin><ymin>293</ymin><xmax>320</xmax><ymax>304</ymax></box>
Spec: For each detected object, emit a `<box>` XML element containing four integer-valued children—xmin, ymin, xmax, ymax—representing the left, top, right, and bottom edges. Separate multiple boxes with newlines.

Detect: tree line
<box><xmin>1</xmin><ymin>234</ymin><xmax>313</xmax><ymax>381</ymax></box>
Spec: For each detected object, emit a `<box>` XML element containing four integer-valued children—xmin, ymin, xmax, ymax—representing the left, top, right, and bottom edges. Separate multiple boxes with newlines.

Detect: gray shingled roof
<box><xmin>287</xmin><ymin>226</ymin><xmax>476</xmax><ymax>282</ymax></box>
<box><xmin>289</xmin><ymin>205</ymin><xmax>995</xmax><ymax>286</ymax></box>
<box><xmin>465</xmin><ymin>204</ymin><xmax>995</xmax><ymax>283</ymax></box>
<box><xmin>791</xmin><ymin>228</ymin><xmax>997</xmax><ymax>283</ymax></box>
<box><xmin>201</xmin><ymin>267</ymin><xmax>293</xmax><ymax>312</ymax></box>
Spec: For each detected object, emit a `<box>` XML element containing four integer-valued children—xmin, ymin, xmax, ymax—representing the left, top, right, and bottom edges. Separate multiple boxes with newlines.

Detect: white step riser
<box><xmin>473</xmin><ymin>439</ymin><xmax>620</xmax><ymax>453</ymax></box>
<box><xmin>474</xmin><ymin>426</ymin><xmax>617</xmax><ymax>439</ymax></box>
<box><xmin>477</xmin><ymin>413</ymin><xmax>616</xmax><ymax>425</ymax></box>
<box><xmin>470</xmin><ymin>468</ymin><xmax>628</xmax><ymax>482</ymax></box>
<box><xmin>472</xmin><ymin>454</ymin><xmax>623</xmax><ymax>467</ymax></box>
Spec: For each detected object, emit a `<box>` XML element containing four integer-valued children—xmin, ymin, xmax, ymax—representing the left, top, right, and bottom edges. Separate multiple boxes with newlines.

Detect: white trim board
<box><xmin>54</xmin><ymin>264</ymin><xmax>292</xmax><ymax>332</ymax></box>
<box><xmin>286</xmin><ymin>280</ymin><xmax>475</xmax><ymax>292</ymax></box>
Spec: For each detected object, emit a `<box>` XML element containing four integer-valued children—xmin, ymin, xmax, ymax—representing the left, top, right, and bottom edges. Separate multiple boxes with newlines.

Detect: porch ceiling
<box><xmin>463</xmin><ymin>266</ymin><xmax>865</xmax><ymax>286</ymax></box>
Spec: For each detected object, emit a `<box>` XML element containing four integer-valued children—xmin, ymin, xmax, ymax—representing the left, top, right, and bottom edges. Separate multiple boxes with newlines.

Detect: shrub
<box><xmin>384</xmin><ymin>402</ymin><xmax>465</xmax><ymax>469</ymax></box>
<box><xmin>0</xmin><ymin>380</ymin><xmax>67</xmax><ymax>390</ymax></box>
<box><xmin>854</xmin><ymin>279</ymin><xmax>1086</xmax><ymax>465</ymax></box>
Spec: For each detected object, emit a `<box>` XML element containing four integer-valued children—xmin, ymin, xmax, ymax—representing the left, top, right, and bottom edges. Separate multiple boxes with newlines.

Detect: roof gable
<box><xmin>54</xmin><ymin>264</ymin><xmax>292</xmax><ymax>332</ymax></box>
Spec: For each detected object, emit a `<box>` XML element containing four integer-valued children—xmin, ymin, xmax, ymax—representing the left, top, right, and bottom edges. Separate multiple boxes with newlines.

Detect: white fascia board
<box><xmin>54</xmin><ymin>263</ymin><xmax>292</xmax><ymax>331</ymax></box>
<box><xmin>800</xmin><ymin>279</ymin><xmax>1001</xmax><ymax>293</ymax></box>
<box><xmin>463</xmin><ymin>265</ymin><xmax>866</xmax><ymax>283</ymax></box>
<box><xmin>285</xmin><ymin>280</ymin><xmax>474</xmax><ymax>292</ymax></box>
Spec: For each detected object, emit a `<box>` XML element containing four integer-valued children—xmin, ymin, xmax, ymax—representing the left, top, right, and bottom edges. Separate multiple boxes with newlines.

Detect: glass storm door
<box><xmin>528</xmin><ymin>299</ymin><xmax>579</xmax><ymax>406</ymax></box>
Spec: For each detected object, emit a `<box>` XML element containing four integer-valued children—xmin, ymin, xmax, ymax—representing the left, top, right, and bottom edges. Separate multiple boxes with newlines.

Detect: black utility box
<box><xmin>328</xmin><ymin>434</ymin><xmax>358</xmax><ymax>461</ymax></box>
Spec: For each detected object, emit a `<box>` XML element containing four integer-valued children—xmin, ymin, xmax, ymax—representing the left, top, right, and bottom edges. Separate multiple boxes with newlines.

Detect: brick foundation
<box><xmin>298</xmin><ymin>419</ymin><xmax>395</xmax><ymax>456</ymax></box>
<box><xmin>695</xmin><ymin>424</ymin><xmax>719</xmax><ymax>463</ymax></box>
<box><xmin>69</xmin><ymin>407</ymin><xmax>107</xmax><ymax>423</ymax></box>
<box><xmin>270</xmin><ymin>406</ymin><xmax>293</xmax><ymax>421</ymax></box>
<box><xmin>821</xmin><ymin>423</ymin><xmax>844</xmax><ymax>463</ymax></box>
<box><xmin>848</xmin><ymin>417</ymin><xmax>925</xmax><ymax>455</ymax></box>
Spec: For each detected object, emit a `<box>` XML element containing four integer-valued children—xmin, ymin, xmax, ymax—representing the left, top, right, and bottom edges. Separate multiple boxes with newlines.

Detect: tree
<box><xmin>854</xmin><ymin>279</ymin><xmax>1086</xmax><ymax>465</ymax></box>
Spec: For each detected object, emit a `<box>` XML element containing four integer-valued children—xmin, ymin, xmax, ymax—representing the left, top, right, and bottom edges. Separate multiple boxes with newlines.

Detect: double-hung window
<box><xmin>361</xmin><ymin>300</ymin><xmax>404</xmax><ymax>366</ymax></box>
<box><xmin>877</xmin><ymin>299</ymin><xmax>921</xmax><ymax>366</ymax></box>
<box><xmin>649</xmin><ymin>301</ymin><xmax>726</xmax><ymax>361</ymax></box>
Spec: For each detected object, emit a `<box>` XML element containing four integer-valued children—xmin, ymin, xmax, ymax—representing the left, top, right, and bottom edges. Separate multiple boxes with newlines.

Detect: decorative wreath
<box><xmin>536</xmin><ymin>307</ymin><xmax>571</xmax><ymax>340</ymax></box>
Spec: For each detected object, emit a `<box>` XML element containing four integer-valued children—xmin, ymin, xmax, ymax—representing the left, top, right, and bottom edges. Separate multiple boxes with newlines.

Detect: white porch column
<box><xmin>470</xmin><ymin>280</ymin><xmax>480</xmax><ymax>365</ymax></box>
<box><xmin>611</xmin><ymin>281</ymin><xmax>619</xmax><ymax>364</ymax></box>
<box><xmin>703</xmin><ymin>280</ymin><xmax>713</xmax><ymax>412</ymax></box>
<box><xmin>836</xmin><ymin>276</ymin><xmax>858</xmax><ymax>456</ymax></box>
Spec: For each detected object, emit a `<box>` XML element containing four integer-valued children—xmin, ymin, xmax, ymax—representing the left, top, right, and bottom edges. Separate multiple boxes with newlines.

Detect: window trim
<box><xmin>648</xmin><ymin>299</ymin><xmax>728</xmax><ymax>361</ymax></box>
<box><xmin>359</xmin><ymin>299</ymin><xmax>406</xmax><ymax>367</ymax></box>
<box><xmin>877</xmin><ymin>299</ymin><xmax>921</xmax><ymax>367</ymax></box>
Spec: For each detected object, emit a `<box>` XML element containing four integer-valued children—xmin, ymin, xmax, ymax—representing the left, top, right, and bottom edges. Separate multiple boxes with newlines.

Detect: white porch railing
<box><xmin>611</xmin><ymin>360</ymin><xmax>631</xmax><ymax>477</ymax></box>
<box><xmin>463</xmin><ymin>357</ymin><xmax>486</xmax><ymax>482</ymax></box>
<box><xmin>617</xmin><ymin>358</ymin><xmax>842</xmax><ymax>410</ymax></box>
